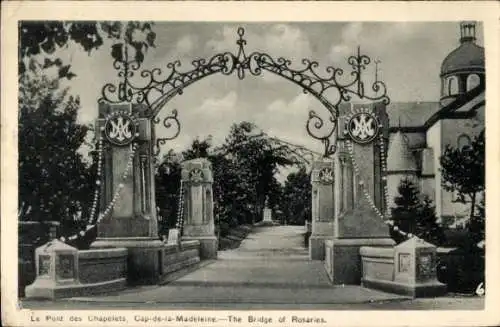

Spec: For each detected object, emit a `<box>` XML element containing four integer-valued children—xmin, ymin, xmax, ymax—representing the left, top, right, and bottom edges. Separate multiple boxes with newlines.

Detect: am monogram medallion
<box><xmin>104</xmin><ymin>111</ymin><xmax>139</xmax><ymax>146</ymax></box>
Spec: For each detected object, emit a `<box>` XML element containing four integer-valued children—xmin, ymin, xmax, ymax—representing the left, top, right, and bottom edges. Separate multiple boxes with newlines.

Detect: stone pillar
<box><xmin>325</xmin><ymin>102</ymin><xmax>395</xmax><ymax>285</ymax></box>
<box><xmin>181</xmin><ymin>158</ymin><xmax>217</xmax><ymax>259</ymax></box>
<box><xmin>91</xmin><ymin>102</ymin><xmax>163</xmax><ymax>285</ymax></box>
<box><xmin>309</xmin><ymin>159</ymin><xmax>335</xmax><ymax>260</ymax></box>
<box><xmin>25</xmin><ymin>240</ymin><xmax>79</xmax><ymax>299</ymax></box>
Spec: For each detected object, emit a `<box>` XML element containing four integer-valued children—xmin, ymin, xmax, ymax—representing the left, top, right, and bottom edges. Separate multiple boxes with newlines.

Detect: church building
<box><xmin>335</xmin><ymin>21</ymin><xmax>484</xmax><ymax>229</ymax></box>
<box><xmin>384</xmin><ymin>21</ymin><xmax>485</xmax><ymax>226</ymax></box>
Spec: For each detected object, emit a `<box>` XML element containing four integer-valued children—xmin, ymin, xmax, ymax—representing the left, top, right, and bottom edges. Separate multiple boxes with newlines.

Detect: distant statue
<box><xmin>263</xmin><ymin>196</ymin><xmax>272</xmax><ymax>223</ymax></box>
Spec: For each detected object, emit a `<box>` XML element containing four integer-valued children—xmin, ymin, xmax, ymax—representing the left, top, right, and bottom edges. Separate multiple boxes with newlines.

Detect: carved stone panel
<box><xmin>318</xmin><ymin>167</ymin><xmax>334</xmax><ymax>184</ymax></box>
<box><xmin>39</xmin><ymin>255</ymin><xmax>51</xmax><ymax>276</ymax></box>
<box><xmin>189</xmin><ymin>168</ymin><xmax>204</xmax><ymax>183</ymax></box>
<box><xmin>398</xmin><ymin>253</ymin><xmax>411</xmax><ymax>273</ymax></box>
<box><xmin>417</xmin><ymin>253</ymin><xmax>436</xmax><ymax>280</ymax></box>
<box><xmin>57</xmin><ymin>254</ymin><xmax>75</xmax><ymax>280</ymax></box>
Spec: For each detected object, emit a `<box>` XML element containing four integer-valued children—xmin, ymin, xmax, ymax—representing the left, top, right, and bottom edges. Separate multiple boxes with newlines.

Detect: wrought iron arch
<box><xmin>100</xmin><ymin>27</ymin><xmax>390</xmax><ymax>158</ymax></box>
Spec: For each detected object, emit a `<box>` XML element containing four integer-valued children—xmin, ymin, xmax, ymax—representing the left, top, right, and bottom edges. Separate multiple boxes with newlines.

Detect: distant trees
<box><xmin>155</xmin><ymin>122</ymin><xmax>302</xmax><ymax>235</ymax></box>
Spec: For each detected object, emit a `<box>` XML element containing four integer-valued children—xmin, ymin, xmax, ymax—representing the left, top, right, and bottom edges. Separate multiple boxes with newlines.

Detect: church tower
<box><xmin>440</xmin><ymin>21</ymin><xmax>485</xmax><ymax>107</ymax></box>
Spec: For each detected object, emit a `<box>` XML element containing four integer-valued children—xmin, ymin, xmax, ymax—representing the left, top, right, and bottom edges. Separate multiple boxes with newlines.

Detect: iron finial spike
<box><xmin>236</xmin><ymin>27</ymin><xmax>247</xmax><ymax>57</ymax></box>
<box><xmin>375</xmin><ymin>59</ymin><xmax>381</xmax><ymax>83</ymax></box>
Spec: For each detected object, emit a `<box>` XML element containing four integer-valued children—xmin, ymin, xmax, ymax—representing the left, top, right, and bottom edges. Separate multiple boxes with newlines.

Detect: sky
<box><xmin>53</xmin><ymin>21</ymin><xmax>483</xmax><ymax>157</ymax></box>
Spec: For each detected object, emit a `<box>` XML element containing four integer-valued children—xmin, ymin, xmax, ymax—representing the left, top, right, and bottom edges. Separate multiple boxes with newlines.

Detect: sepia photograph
<box><xmin>2</xmin><ymin>2</ymin><xmax>499</xmax><ymax>327</ymax></box>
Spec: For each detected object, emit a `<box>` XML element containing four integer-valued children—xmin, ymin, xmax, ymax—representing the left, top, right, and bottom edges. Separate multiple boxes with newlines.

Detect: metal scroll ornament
<box><xmin>100</xmin><ymin>27</ymin><xmax>390</xmax><ymax>158</ymax></box>
<box><xmin>153</xmin><ymin>109</ymin><xmax>181</xmax><ymax>156</ymax></box>
<box><xmin>104</xmin><ymin>111</ymin><xmax>139</xmax><ymax>146</ymax></box>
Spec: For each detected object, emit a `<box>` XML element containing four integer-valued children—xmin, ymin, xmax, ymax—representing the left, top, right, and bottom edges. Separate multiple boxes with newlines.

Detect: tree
<box><xmin>18</xmin><ymin>73</ymin><xmax>94</xmax><ymax>237</ymax></box>
<box><xmin>440</xmin><ymin>130</ymin><xmax>485</xmax><ymax>221</ymax></box>
<box><xmin>390</xmin><ymin>177</ymin><xmax>420</xmax><ymax>242</ymax></box>
<box><xmin>468</xmin><ymin>191</ymin><xmax>485</xmax><ymax>244</ymax></box>
<box><xmin>19</xmin><ymin>21</ymin><xmax>156</xmax><ymax>78</ymax></box>
<box><xmin>222</xmin><ymin>122</ymin><xmax>296</xmax><ymax>223</ymax></box>
<box><xmin>155</xmin><ymin>150</ymin><xmax>183</xmax><ymax>236</ymax></box>
<box><xmin>18</xmin><ymin>21</ymin><xmax>157</xmax><ymax>246</ymax></box>
<box><xmin>390</xmin><ymin>177</ymin><xmax>444</xmax><ymax>244</ymax></box>
<box><xmin>280</xmin><ymin>167</ymin><xmax>311</xmax><ymax>225</ymax></box>
<box><xmin>415</xmin><ymin>196</ymin><xmax>446</xmax><ymax>246</ymax></box>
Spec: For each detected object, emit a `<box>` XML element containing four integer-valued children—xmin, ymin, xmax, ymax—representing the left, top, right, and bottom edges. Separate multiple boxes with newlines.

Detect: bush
<box><xmin>437</xmin><ymin>245</ymin><xmax>484</xmax><ymax>293</ymax></box>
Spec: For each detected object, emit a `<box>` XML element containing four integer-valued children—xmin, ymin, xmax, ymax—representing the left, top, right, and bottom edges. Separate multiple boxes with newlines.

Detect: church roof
<box><xmin>387</xmin><ymin>131</ymin><xmax>418</xmax><ymax>172</ymax></box>
<box><xmin>387</xmin><ymin>102</ymin><xmax>439</xmax><ymax>128</ymax></box>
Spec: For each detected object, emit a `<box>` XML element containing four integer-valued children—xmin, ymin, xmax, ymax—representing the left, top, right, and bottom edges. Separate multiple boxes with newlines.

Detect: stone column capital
<box><xmin>181</xmin><ymin>158</ymin><xmax>213</xmax><ymax>184</ymax></box>
<box><xmin>311</xmin><ymin>160</ymin><xmax>335</xmax><ymax>185</ymax></box>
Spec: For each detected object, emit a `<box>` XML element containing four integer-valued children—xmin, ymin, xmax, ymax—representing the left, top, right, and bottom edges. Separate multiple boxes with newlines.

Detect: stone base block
<box><xmin>182</xmin><ymin>236</ymin><xmax>217</xmax><ymax>260</ymax></box>
<box><xmin>25</xmin><ymin>278</ymin><xmax>126</xmax><ymax>300</ymax></box>
<box><xmin>91</xmin><ymin>238</ymin><xmax>164</xmax><ymax>285</ymax></box>
<box><xmin>362</xmin><ymin>278</ymin><xmax>447</xmax><ymax>298</ymax></box>
<box><xmin>324</xmin><ymin>238</ymin><xmax>395</xmax><ymax>285</ymax></box>
<box><xmin>309</xmin><ymin>235</ymin><xmax>332</xmax><ymax>260</ymax></box>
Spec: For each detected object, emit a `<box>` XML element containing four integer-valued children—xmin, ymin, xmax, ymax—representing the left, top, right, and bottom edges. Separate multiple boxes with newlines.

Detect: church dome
<box><xmin>441</xmin><ymin>41</ymin><xmax>484</xmax><ymax>76</ymax></box>
<box><xmin>439</xmin><ymin>21</ymin><xmax>485</xmax><ymax>106</ymax></box>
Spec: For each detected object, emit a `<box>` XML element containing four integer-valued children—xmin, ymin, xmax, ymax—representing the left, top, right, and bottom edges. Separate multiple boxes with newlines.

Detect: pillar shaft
<box><xmin>181</xmin><ymin>158</ymin><xmax>217</xmax><ymax>259</ymax></box>
<box><xmin>91</xmin><ymin>103</ymin><xmax>162</xmax><ymax>285</ymax></box>
<box><xmin>309</xmin><ymin>159</ymin><xmax>335</xmax><ymax>260</ymax></box>
<box><xmin>95</xmin><ymin>103</ymin><xmax>158</xmax><ymax>238</ymax></box>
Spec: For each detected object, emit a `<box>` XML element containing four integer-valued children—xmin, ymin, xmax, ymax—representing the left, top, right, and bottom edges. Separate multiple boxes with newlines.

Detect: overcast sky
<box><xmin>55</xmin><ymin>21</ymin><xmax>483</xmax><ymax>156</ymax></box>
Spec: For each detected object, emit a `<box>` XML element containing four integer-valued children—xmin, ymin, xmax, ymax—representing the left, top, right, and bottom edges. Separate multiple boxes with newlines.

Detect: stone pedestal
<box><xmin>167</xmin><ymin>228</ymin><xmax>181</xmax><ymax>247</ymax></box>
<box><xmin>91</xmin><ymin>103</ymin><xmax>164</xmax><ymax>285</ymax></box>
<box><xmin>309</xmin><ymin>160</ymin><xmax>335</xmax><ymax>260</ymax></box>
<box><xmin>181</xmin><ymin>158</ymin><xmax>217</xmax><ymax>259</ymax></box>
<box><xmin>25</xmin><ymin>240</ymin><xmax>79</xmax><ymax>299</ymax></box>
<box><xmin>392</xmin><ymin>238</ymin><xmax>446</xmax><ymax>297</ymax></box>
<box><xmin>263</xmin><ymin>208</ymin><xmax>272</xmax><ymax>222</ymax></box>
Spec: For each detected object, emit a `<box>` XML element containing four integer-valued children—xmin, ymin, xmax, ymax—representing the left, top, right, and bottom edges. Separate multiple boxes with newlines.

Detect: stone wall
<box><xmin>79</xmin><ymin>248</ymin><xmax>128</xmax><ymax>284</ymax></box>
<box><xmin>359</xmin><ymin>246</ymin><xmax>394</xmax><ymax>282</ymax></box>
<box><xmin>25</xmin><ymin>240</ymin><xmax>202</xmax><ymax>299</ymax></box>
<box><xmin>161</xmin><ymin>240</ymin><xmax>201</xmax><ymax>276</ymax></box>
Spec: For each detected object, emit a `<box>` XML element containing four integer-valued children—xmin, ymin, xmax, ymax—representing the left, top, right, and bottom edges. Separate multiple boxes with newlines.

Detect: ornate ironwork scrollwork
<box><xmin>153</xmin><ymin>109</ymin><xmax>181</xmax><ymax>156</ymax></box>
<box><xmin>99</xmin><ymin>27</ymin><xmax>390</xmax><ymax>158</ymax></box>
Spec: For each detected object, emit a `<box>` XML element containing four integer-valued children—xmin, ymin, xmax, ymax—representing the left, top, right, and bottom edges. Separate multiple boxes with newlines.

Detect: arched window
<box><xmin>466</xmin><ymin>74</ymin><xmax>480</xmax><ymax>91</ymax></box>
<box><xmin>457</xmin><ymin>134</ymin><xmax>471</xmax><ymax>150</ymax></box>
<box><xmin>441</xmin><ymin>78</ymin><xmax>447</xmax><ymax>96</ymax></box>
<box><xmin>447</xmin><ymin>76</ymin><xmax>459</xmax><ymax>95</ymax></box>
